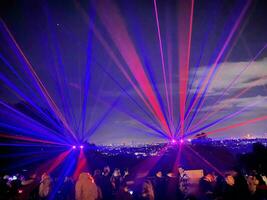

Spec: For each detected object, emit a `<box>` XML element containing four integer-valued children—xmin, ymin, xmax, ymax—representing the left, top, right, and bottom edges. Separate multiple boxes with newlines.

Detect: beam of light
<box><xmin>85</xmin><ymin>95</ymin><xmax>121</xmax><ymax>139</ymax></box>
<box><xmin>189</xmin><ymin>43</ymin><xmax>267</xmax><ymax>131</ymax></box>
<box><xmin>188</xmin><ymin>42</ymin><xmax>267</xmax><ymax>131</ymax></box>
<box><xmin>75</xmin><ymin>2</ymin><xmax>163</xmax><ymax>130</ymax></box>
<box><xmin>184</xmin><ymin>0</ymin><xmax>252</xmax><ymax>128</ymax></box>
<box><xmin>185</xmin><ymin>145</ymin><xmax>224</xmax><ymax>176</ymax></box>
<box><xmin>176</xmin><ymin>139</ymin><xmax>184</xmax><ymax>169</ymax></box>
<box><xmin>169</xmin><ymin>143</ymin><xmax>184</xmax><ymax>178</ymax></box>
<box><xmin>0</xmin><ymin>143</ymin><xmax>62</xmax><ymax>147</ymax></box>
<box><xmin>48</xmin><ymin>151</ymin><xmax>77</xmax><ymax>200</ymax></box>
<box><xmin>42</xmin><ymin>3</ymin><xmax>78</xmax><ymax>132</ymax></box>
<box><xmin>0</xmin><ymin>121</ymin><xmax>68</xmax><ymax>145</ymax></box>
<box><xmin>95</xmin><ymin>94</ymin><xmax>169</xmax><ymax>139</ymax></box>
<box><xmin>0</xmin><ymin>148</ymin><xmax>65</xmax><ymax>158</ymax></box>
<box><xmin>185</xmin><ymin>1</ymin><xmax>219</xmax><ymax>104</ymax></box>
<box><xmin>35</xmin><ymin>149</ymin><xmax>72</xmax><ymax>174</ymax></box>
<box><xmin>153</xmin><ymin>0</ymin><xmax>172</xmax><ymax>126</ymax></box>
<box><xmin>0</xmin><ymin>53</ymin><xmax>63</xmax><ymax>130</ymax></box>
<box><xmin>0</xmin><ymin>72</ymin><xmax>67</xmax><ymax>139</ymax></box>
<box><xmin>73</xmin><ymin>150</ymin><xmax>88</xmax><ymax>180</ymax></box>
<box><xmin>90</xmin><ymin>89</ymin><xmax>168</xmax><ymax>139</ymax></box>
<box><xmin>0</xmin><ymin>118</ymin><xmax>66</xmax><ymax>145</ymax></box>
<box><xmin>187</xmin><ymin>98</ymin><xmax>265</xmax><ymax>136</ymax></box>
<box><xmin>222</xmin><ymin>3</ymin><xmax>255</xmax><ymax>62</ymax></box>
<box><xmin>3</xmin><ymin>149</ymin><xmax>65</xmax><ymax>172</ymax></box>
<box><xmin>0</xmin><ymin>19</ymin><xmax>77</xmax><ymax>141</ymax></box>
<box><xmin>125</xmin><ymin>7</ymin><xmax>173</xmax><ymax>136</ymax></box>
<box><xmin>184</xmin><ymin>2</ymin><xmax>221</xmax><ymax>133</ymax></box>
<box><xmin>0</xmin><ymin>101</ymin><xmax>70</xmax><ymax>143</ymax></box>
<box><xmin>46</xmin><ymin>150</ymin><xmax>72</xmax><ymax>174</ymax></box>
<box><xmin>112</xmin><ymin>105</ymin><xmax>169</xmax><ymax>139</ymax></box>
<box><xmin>192</xmin><ymin>115</ymin><xmax>267</xmax><ymax>138</ymax></box>
<box><xmin>165</xmin><ymin>16</ymin><xmax>174</xmax><ymax>129</ymax></box>
<box><xmin>0</xmin><ymin>132</ymin><xmax>67</xmax><ymax>146</ymax></box>
<box><xmin>132</xmin><ymin>144</ymin><xmax>168</xmax><ymax>179</ymax></box>
<box><xmin>177</xmin><ymin>0</ymin><xmax>194</xmax><ymax>136</ymax></box>
<box><xmin>78</xmin><ymin>6</ymin><xmax>96</xmax><ymax>139</ymax></box>
<box><xmin>140</xmin><ymin>59</ymin><xmax>172</xmax><ymax>135</ymax></box>
<box><xmin>91</xmin><ymin>1</ymin><xmax>170</xmax><ymax>135</ymax></box>
<box><xmin>188</xmin><ymin>74</ymin><xmax>267</xmax><ymax>133</ymax></box>
<box><xmin>95</xmin><ymin>60</ymin><xmax>160</xmax><ymax>127</ymax></box>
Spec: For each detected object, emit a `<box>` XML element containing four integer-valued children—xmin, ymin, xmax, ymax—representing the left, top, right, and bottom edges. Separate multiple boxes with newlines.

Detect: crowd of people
<box><xmin>1</xmin><ymin>165</ymin><xmax>267</xmax><ymax>200</ymax></box>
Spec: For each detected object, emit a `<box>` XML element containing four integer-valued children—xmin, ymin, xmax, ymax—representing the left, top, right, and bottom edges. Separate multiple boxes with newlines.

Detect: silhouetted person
<box><xmin>115</xmin><ymin>182</ymin><xmax>133</xmax><ymax>200</ymax></box>
<box><xmin>101</xmin><ymin>166</ymin><xmax>113</xmax><ymax>200</ymax></box>
<box><xmin>165</xmin><ymin>172</ymin><xmax>183</xmax><ymax>200</ymax></box>
<box><xmin>60</xmin><ymin>176</ymin><xmax>75</xmax><ymax>200</ymax></box>
<box><xmin>153</xmin><ymin>171</ymin><xmax>165</xmax><ymax>200</ymax></box>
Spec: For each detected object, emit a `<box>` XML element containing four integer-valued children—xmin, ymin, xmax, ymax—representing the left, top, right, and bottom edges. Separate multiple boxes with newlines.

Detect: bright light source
<box><xmin>72</xmin><ymin>145</ymin><xmax>77</xmax><ymax>149</ymax></box>
<box><xmin>171</xmin><ymin>139</ymin><xmax>177</xmax><ymax>144</ymax></box>
<box><xmin>187</xmin><ymin>138</ymin><xmax>192</xmax><ymax>142</ymax></box>
<box><xmin>80</xmin><ymin>145</ymin><xmax>84</xmax><ymax>149</ymax></box>
<box><xmin>179</xmin><ymin>139</ymin><xmax>184</xmax><ymax>144</ymax></box>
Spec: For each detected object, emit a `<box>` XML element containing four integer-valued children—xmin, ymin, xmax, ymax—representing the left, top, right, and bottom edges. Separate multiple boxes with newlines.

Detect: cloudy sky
<box><xmin>0</xmin><ymin>0</ymin><xmax>267</xmax><ymax>145</ymax></box>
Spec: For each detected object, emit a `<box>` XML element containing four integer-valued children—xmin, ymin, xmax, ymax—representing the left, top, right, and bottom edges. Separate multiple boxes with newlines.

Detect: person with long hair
<box><xmin>75</xmin><ymin>172</ymin><xmax>100</xmax><ymax>200</ymax></box>
<box><xmin>38</xmin><ymin>173</ymin><xmax>52</xmax><ymax>200</ymax></box>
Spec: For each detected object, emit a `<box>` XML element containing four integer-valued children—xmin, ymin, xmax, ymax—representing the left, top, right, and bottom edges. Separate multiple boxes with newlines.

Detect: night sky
<box><xmin>0</xmin><ymin>0</ymin><xmax>267</xmax><ymax>145</ymax></box>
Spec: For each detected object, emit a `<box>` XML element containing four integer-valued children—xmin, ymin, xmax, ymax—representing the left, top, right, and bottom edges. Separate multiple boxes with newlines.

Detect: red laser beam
<box><xmin>73</xmin><ymin>150</ymin><xmax>88</xmax><ymax>180</ymax></box>
<box><xmin>0</xmin><ymin>19</ymin><xmax>77</xmax><ymax>140</ymax></box>
<box><xmin>190</xmin><ymin>41</ymin><xmax>267</xmax><ymax>131</ymax></box>
<box><xmin>0</xmin><ymin>132</ymin><xmax>66</xmax><ymax>146</ymax></box>
<box><xmin>75</xmin><ymin>2</ymin><xmax>169</xmax><ymax>134</ymax></box>
<box><xmin>186</xmin><ymin>145</ymin><xmax>223</xmax><ymax>176</ymax></box>
<box><xmin>189</xmin><ymin>74</ymin><xmax>267</xmax><ymax>132</ymax></box>
<box><xmin>47</xmin><ymin>150</ymin><xmax>71</xmax><ymax>174</ymax></box>
<box><xmin>197</xmin><ymin>115</ymin><xmax>267</xmax><ymax>137</ymax></box>
<box><xmin>93</xmin><ymin>1</ymin><xmax>171</xmax><ymax>135</ymax></box>
<box><xmin>153</xmin><ymin>0</ymin><xmax>172</xmax><ymax>128</ymax></box>
<box><xmin>185</xmin><ymin>0</ymin><xmax>252</xmax><ymax>123</ymax></box>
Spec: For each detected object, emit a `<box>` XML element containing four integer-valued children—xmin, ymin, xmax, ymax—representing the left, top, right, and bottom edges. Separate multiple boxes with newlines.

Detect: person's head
<box><xmin>41</xmin><ymin>173</ymin><xmax>48</xmax><ymax>181</ymax></box>
<box><xmin>30</xmin><ymin>173</ymin><xmax>37</xmax><ymax>179</ymax></box>
<box><xmin>247</xmin><ymin>175</ymin><xmax>259</xmax><ymax>194</ymax></box>
<box><xmin>78</xmin><ymin>172</ymin><xmax>94</xmax><ymax>183</ymax></box>
<box><xmin>156</xmin><ymin>171</ymin><xmax>162</xmax><ymax>178</ymax></box>
<box><xmin>225</xmin><ymin>175</ymin><xmax>235</xmax><ymax>186</ymax></box>
<box><xmin>124</xmin><ymin>168</ymin><xmax>129</xmax><ymax>176</ymax></box>
<box><xmin>178</xmin><ymin>166</ymin><xmax>185</xmax><ymax>174</ymax></box>
<box><xmin>103</xmin><ymin>166</ymin><xmax>110</xmax><ymax>175</ymax></box>
<box><xmin>3</xmin><ymin>175</ymin><xmax>9</xmax><ymax>181</ymax></box>
<box><xmin>113</xmin><ymin>168</ymin><xmax>121</xmax><ymax>177</ymax></box>
<box><xmin>142</xmin><ymin>180</ymin><xmax>154</xmax><ymax>197</ymax></box>
<box><xmin>167</xmin><ymin>172</ymin><xmax>176</xmax><ymax>178</ymax></box>
<box><xmin>204</xmin><ymin>174</ymin><xmax>216</xmax><ymax>183</ymax></box>
<box><xmin>94</xmin><ymin>169</ymin><xmax>101</xmax><ymax>176</ymax></box>
<box><xmin>121</xmin><ymin>182</ymin><xmax>129</xmax><ymax>192</ymax></box>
